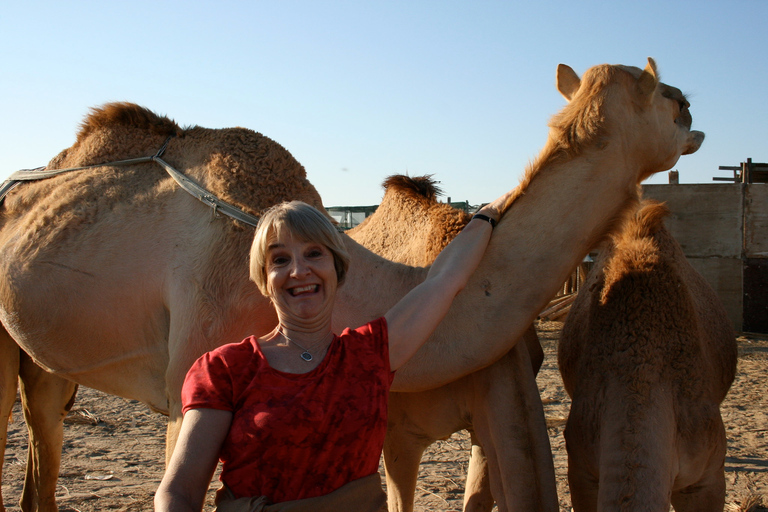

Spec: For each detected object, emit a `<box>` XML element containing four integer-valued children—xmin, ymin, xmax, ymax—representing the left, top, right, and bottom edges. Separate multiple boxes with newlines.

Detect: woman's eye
<box><xmin>271</xmin><ymin>256</ymin><xmax>289</xmax><ymax>266</ymax></box>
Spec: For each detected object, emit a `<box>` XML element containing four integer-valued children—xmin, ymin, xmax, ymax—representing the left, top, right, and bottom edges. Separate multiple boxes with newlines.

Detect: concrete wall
<box><xmin>642</xmin><ymin>183</ymin><xmax>768</xmax><ymax>333</ymax></box>
<box><xmin>746</xmin><ymin>185</ymin><xmax>768</xmax><ymax>258</ymax></box>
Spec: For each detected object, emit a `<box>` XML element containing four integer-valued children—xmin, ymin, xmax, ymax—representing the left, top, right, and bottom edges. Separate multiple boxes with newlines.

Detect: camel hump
<box><xmin>382</xmin><ymin>174</ymin><xmax>443</xmax><ymax>202</ymax></box>
<box><xmin>617</xmin><ymin>199</ymin><xmax>670</xmax><ymax>244</ymax></box>
<box><xmin>76</xmin><ymin>102</ymin><xmax>181</xmax><ymax>144</ymax></box>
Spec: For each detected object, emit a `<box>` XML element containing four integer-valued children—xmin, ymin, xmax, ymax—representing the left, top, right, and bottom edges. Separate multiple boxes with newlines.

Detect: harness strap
<box><xmin>0</xmin><ymin>136</ymin><xmax>261</xmax><ymax>227</ymax></box>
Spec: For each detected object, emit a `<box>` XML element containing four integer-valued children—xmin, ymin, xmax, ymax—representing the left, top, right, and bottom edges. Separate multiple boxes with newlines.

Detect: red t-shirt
<box><xmin>181</xmin><ymin>317</ymin><xmax>393</xmax><ymax>502</ymax></box>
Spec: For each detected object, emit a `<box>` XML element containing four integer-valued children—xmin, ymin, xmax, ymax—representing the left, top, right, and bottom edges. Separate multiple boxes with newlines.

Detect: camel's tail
<box><xmin>593</xmin><ymin>386</ymin><xmax>678</xmax><ymax>510</ymax></box>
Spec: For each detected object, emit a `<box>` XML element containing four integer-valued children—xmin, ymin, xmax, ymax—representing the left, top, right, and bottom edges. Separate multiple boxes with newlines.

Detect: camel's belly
<box><xmin>0</xmin><ymin>224</ymin><xmax>173</xmax><ymax>409</ymax></box>
<box><xmin>0</xmin><ymin>286</ymin><xmax>172</xmax><ymax>410</ymax></box>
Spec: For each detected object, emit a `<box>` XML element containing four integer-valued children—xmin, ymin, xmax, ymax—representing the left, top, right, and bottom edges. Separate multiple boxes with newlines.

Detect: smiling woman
<box><xmin>153</xmin><ymin>194</ymin><xmax>512</xmax><ymax>511</ymax></box>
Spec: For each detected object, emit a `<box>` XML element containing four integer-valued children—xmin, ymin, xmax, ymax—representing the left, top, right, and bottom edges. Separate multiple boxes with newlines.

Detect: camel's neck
<box><xmin>393</xmin><ymin>150</ymin><xmax>640</xmax><ymax>391</ymax></box>
<box><xmin>332</xmin><ymin>236</ymin><xmax>428</xmax><ymax>332</ymax></box>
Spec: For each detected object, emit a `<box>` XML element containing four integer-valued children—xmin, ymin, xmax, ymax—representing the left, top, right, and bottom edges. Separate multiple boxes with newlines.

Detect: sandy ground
<box><xmin>2</xmin><ymin>321</ymin><xmax>767</xmax><ymax>511</ymax></box>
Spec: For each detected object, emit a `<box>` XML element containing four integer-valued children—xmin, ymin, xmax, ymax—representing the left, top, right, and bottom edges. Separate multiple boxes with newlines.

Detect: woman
<box><xmin>155</xmin><ymin>193</ymin><xmax>510</xmax><ymax>512</ymax></box>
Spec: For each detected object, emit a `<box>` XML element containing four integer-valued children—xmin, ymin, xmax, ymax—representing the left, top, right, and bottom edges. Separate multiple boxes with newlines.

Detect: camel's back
<box><xmin>348</xmin><ymin>175</ymin><xmax>470</xmax><ymax>266</ymax></box>
<box><xmin>559</xmin><ymin>201</ymin><xmax>737</xmax><ymax>402</ymax></box>
<box><xmin>0</xmin><ymin>103</ymin><xmax>324</xmax><ymax>260</ymax></box>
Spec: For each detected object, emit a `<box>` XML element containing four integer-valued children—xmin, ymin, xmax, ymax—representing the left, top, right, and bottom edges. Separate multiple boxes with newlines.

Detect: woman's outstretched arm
<box><xmin>385</xmin><ymin>191</ymin><xmax>512</xmax><ymax>370</ymax></box>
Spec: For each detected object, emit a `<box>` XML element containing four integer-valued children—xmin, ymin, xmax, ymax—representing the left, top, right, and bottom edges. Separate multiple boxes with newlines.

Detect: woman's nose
<box><xmin>290</xmin><ymin>259</ymin><xmax>310</xmax><ymax>277</ymax></box>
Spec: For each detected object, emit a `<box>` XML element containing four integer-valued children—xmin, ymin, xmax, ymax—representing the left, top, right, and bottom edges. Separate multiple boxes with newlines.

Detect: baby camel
<box><xmin>558</xmin><ymin>200</ymin><xmax>737</xmax><ymax>511</ymax></box>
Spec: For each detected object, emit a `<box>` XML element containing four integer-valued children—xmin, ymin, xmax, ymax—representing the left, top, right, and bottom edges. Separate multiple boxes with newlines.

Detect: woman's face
<box><xmin>265</xmin><ymin>230</ymin><xmax>338</xmax><ymax>324</ymax></box>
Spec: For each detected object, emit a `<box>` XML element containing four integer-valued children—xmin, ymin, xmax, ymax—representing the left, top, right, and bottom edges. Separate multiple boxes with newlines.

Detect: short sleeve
<box><xmin>181</xmin><ymin>350</ymin><xmax>236</xmax><ymax>415</ymax></box>
<box><xmin>339</xmin><ymin>316</ymin><xmax>394</xmax><ymax>381</ymax></box>
<box><xmin>367</xmin><ymin>316</ymin><xmax>393</xmax><ymax>378</ymax></box>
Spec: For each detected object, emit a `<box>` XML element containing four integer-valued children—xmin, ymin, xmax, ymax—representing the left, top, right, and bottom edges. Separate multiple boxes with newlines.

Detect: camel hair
<box><xmin>348</xmin><ymin>174</ymin><xmax>551</xmax><ymax>512</ymax></box>
<box><xmin>558</xmin><ymin>199</ymin><xmax>737</xmax><ymax>512</ymax></box>
<box><xmin>0</xmin><ymin>57</ymin><xmax>704</xmax><ymax>512</ymax></box>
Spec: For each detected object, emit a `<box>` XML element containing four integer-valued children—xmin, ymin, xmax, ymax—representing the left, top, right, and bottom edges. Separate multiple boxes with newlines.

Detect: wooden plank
<box><xmin>540</xmin><ymin>293</ymin><xmax>577</xmax><ymax>320</ymax></box>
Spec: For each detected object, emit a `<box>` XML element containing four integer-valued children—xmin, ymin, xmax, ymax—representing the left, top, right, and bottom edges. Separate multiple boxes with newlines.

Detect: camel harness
<box><xmin>0</xmin><ymin>135</ymin><xmax>261</xmax><ymax>227</ymax></box>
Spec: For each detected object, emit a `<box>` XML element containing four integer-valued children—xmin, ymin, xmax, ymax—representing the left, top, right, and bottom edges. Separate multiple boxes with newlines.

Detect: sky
<box><xmin>1</xmin><ymin>0</ymin><xmax>766</xmax><ymax>207</ymax></box>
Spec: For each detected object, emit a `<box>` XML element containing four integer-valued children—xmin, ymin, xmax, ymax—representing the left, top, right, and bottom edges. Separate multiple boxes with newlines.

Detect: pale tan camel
<box><xmin>0</xmin><ymin>57</ymin><xmax>703</xmax><ymax>512</ymax></box>
<box><xmin>558</xmin><ymin>200</ymin><xmax>738</xmax><ymax>512</ymax></box>
<box><xmin>348</xmin><ymin>175</ymin><xmax>547</xmax><ymax>512</ymax></box>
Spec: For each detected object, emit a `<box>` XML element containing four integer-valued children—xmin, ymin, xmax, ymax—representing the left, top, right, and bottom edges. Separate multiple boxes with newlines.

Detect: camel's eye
<box><xmin>662</xmin><ymin>89</ymin><xmax>689</xmax><ymax>112</ymax></box>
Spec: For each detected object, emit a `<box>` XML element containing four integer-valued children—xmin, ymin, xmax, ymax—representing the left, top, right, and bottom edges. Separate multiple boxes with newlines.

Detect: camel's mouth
<box><xmin>682</xmin><ymin>130</ymin><xmax>705</xmax><ymax>155</ymax></box>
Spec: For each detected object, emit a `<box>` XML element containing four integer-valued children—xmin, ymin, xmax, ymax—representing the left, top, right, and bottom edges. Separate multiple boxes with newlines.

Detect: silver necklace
<box><xmin>279</xmin><ymin>329</ymin><xmax>332</xmax><ymax>362</ymax></box>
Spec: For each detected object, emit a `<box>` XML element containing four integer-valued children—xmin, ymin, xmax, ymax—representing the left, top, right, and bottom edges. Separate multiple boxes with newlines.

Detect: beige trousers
<box><xmin>214</xmin><ymin>473</ymin><xmax>386</xmax><ymax>512</ymax></box>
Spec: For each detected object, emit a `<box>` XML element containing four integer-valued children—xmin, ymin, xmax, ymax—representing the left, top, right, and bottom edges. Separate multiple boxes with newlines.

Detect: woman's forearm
<box><xmin>154</xmin><ymin>489</ymin><xmax>202</xmax><ymax>512</ymax></box>
<box><xmin>425</xmin><ymin>212</ymin><xmax>494</xmax><ymax>289</ymax></box>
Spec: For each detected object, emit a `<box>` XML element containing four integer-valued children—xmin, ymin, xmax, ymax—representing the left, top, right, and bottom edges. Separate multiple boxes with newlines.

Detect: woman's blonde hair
<box><xmin>249</xmin><ymin>201</ymin><xmax>350</xmax><ymax>296</ymax></box>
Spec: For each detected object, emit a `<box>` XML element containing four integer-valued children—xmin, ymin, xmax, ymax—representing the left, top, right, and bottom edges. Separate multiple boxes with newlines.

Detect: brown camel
<box><xmin>348</xmin><ymin>175</ymin><xmax>547</xmax><ymax>512</ymax></box>
<box><xmin>558</xmin><ymin>200</ymin><xmax>738</xmax><ymax>511</ymax></box>
<box><xmin>0</xmin><ymin>57</ymin><xmax>703</xmax><ymax>512</ymax></box>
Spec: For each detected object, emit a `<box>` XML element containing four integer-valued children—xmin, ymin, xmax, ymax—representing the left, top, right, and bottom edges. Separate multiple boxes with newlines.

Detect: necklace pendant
<box><xmin>300</xmin><ymin>351</ymin><xmax>313</xmax><ymax>362</ymax></box>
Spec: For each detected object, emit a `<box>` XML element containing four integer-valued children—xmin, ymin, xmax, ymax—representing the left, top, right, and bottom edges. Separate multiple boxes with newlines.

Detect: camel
<box><xmin>348</xmin><ymin>175</ymin><xmax>548</xmax><ymax>512</ymax></box>
<box><xmin>0</xmin><ymin>57</ymin><xmax>704</xmax><ymax>512</ymax></box>
<box><xmin>348</xmin><ymin>175</ymin><xmax>473</xmax><ymax>267</ymax></box>
<box><xmin>557</xmin><ymin>200</ymin><xmax>738</xmax><ymax>511</ymax></box>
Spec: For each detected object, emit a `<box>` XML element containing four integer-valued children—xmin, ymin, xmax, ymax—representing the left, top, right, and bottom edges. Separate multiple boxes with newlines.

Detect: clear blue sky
<box><xmin>2</xmin><ymin>1</ymin><xmax>766</xmax><ymax>207</ymax></box>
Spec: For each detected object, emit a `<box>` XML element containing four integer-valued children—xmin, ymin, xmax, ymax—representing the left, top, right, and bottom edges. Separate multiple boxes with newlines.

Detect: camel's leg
<box><xmin>164</xmin><ymin>341</ymin><xmax>210</xmax><ymax>464</ymax></box>
<box><xmin>382</xmin><ymin>421</ymin><xmax>430</xmax><ymax>512</ymax></box>
<box><xmin>564</xmin><ymin>452</ymin><xmax>599</xmax><ymax>512</ymax></box>
<box><xmin>471</xmin><ymin>343</ymin><xmax>558</xmax><ymax>512</ymax></box>
<box><xmin>463</xmin><ymin>438</ymin><xmax>495</xmax><ymax>512</ymax></box>
<box><xmin>671</xmin><ymin>427</ymin><xmax>727</xmax><ymax>512</ymax></box>
<box><xmin>522</xmin><ymin>325</ymin><xmax>544</xmax><ymax>375</ymax></box>
<box><xmin>17</xmin><ymin>352</ymin><xmax>78</xmax><ymax>512</ymax></box>
<box><xmin>463</xmin><ymin>325</ymin><xmax>543</xmax><ymax>512</ymax></box>
<box><xmin>0</xmin><ymin>328</ymin><xmax>21</xmax><ymax>512</ymax></box>
<box><xmin>671</xmin><ymin>471</ymin><xmax>726</xmax><ymax>512</ymax></box>
<box><xmin>165</xmin><ymin>408</ymin><xmax>184</xmax><ymax>466</ymax></box>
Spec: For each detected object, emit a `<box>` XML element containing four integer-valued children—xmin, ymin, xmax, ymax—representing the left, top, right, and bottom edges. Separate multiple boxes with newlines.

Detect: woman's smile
<box><xmin>266</xmin><ymin>232</ymin><xmax>338</xmax><ymax>324</ymax></box>
<box><xmin>289</xmin><ymin>284</ymin><xmax>319</xmax><ymax>296</ymax></box>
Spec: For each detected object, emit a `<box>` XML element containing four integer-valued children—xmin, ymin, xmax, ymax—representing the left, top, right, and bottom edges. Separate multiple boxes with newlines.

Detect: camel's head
<box><xmin>554</xmin><ymin>58</ymin><xmax>705</xmax><ymax>182</ymax></box>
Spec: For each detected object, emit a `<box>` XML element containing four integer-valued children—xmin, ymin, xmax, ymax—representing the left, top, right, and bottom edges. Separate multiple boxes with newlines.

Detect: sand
<box><xmin>2</xmin><ymin>321</ymin><xmax>766</xmax><ymax>511</ymax></box>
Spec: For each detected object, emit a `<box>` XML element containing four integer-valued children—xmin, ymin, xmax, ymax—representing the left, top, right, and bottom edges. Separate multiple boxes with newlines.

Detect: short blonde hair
<box><xmin>249</xmin><ymin>201</ymin><xmax>350</xmax><ymax>296</ymax></box>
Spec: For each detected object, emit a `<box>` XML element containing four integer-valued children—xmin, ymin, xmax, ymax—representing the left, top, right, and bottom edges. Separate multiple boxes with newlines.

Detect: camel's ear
<box><xmin>556</xmin><ymin>64</ymin><xmax>581</xmax><ymax>102</ymax></box>
<box><xmin>637</xmin><ymin>57</ymin><xmax>659</xmax><ymax>104</ymax></box>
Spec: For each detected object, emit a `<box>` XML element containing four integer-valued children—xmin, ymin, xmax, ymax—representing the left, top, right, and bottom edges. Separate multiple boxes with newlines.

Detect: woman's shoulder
<box><xmin>337</xmin><ymin>317</ymin><xmax>389</xmax><ymax>364</ymax></box>
<box><xmin>339</xmin><ymin>317</ymin><xmax>387</xmax><ymax>341</ymax></box>
<box><xmin>195</xmin><ymin>335</ymin><xmax>261</xmax><ymax>372</ymax></box>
